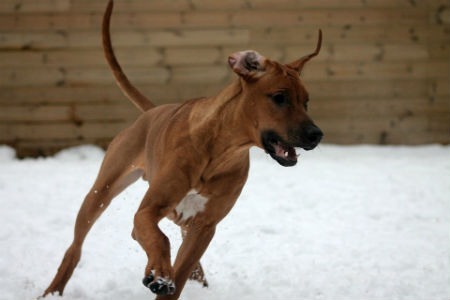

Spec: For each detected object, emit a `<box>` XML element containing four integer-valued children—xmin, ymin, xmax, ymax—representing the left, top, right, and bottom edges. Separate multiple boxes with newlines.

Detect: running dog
<box><xmin>44</xmin><ymin>1</ymin><xmax>323</xmax><ymax>299</ymax></box>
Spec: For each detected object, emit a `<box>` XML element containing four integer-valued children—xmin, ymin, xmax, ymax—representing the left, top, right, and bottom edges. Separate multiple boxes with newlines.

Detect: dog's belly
<box><xmin>170</xmin><ymin>189</ymin><xmax>209</xmax><ymax>225</ymax></box>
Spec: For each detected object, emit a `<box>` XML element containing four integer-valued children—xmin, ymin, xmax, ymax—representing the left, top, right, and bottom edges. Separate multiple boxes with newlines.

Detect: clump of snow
<box><xmin>0</xmin><ymin>145</ymin><xmax>16</xmax><ymax>162</ymax></box>
<box><xmin>0</xmin><ymin>144</ymin><xmax>449</xmax><ymax>300</ymax></box>
<box><xmin>54</xmin><ymin>145</ymin><xmax>105</xmax><ymax>162</ymax></box>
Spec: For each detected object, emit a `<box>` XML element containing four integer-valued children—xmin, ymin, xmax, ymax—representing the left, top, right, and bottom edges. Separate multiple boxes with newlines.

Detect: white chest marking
<box><xmin>175</xmin><ymin>189</ymin><xmax>209</xmax><ymax>222</ymax></box>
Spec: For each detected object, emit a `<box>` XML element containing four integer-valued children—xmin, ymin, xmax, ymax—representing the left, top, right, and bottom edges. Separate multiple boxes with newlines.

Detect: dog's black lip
<box><xmin>261</xmin><ymin>131</ymin><xmax>298</xmax><ymax>167</ymax></box>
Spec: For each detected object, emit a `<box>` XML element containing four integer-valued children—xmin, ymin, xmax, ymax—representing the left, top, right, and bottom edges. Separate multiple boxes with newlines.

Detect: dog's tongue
<box><xmin>274</xmin><ymin>142</ymin><xmax>297</xmax><ymax>161</ymax></box>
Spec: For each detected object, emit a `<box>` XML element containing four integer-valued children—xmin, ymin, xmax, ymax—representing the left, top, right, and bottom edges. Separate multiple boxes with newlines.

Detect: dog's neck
<box><xmin>187</xmin><ymin>80</ymin><xmax>256</xmax><ymax>175</ymax></box>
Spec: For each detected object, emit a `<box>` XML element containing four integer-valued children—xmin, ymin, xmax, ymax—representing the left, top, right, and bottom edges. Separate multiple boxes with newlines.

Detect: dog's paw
<box><xmin>142</xmin><ymin>272</ymin><xmax>175</xmax><ymax>296</ymax></box>
<box><xmin>149</xmin><ymin>277</ymin><xmax>176</xmax><ymax>296</ymax></box>
<box><xmin>142</xmin><ymin>273</ymin><xmax>155</xmax><ymax>288</ymax></box>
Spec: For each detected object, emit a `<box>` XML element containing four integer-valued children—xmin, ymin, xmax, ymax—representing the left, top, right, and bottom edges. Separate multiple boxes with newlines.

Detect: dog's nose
<box><xmin>305</xmin><ymin>125</ymin><xmax>323</xmax><ymax>147</ymax></box>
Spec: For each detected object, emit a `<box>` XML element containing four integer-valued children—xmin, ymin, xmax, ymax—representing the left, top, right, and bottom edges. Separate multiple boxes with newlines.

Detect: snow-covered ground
<box><xmin>0</xmin><ymin>144</ymin><xmax>449</xmax><ymax>300</ymax></box>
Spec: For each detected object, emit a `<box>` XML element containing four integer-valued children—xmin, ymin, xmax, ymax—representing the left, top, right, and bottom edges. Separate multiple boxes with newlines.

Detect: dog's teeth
<box><xmin>284</xmin><ymin>151</ymin><xmax>288</xmax><ymax>157</ymax></box>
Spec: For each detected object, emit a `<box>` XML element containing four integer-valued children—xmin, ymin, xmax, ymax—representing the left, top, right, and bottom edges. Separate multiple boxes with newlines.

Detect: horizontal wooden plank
<box><xmin>316</xmin><ymin>111</ymin><xmax>450</xmax><ymax>128</ymax></box>
<box><xmin>0</xmin><ymin>122</ymin><xmax>131</xmax><ymax>140</ymax></box>
<box><xmin>0</xmin><ymin>60</ymin><xmax>447</xmax><ymax>87</ymax></box>
<box><xmin>0</xmin><ymin>106</ymin><xmax>69</xmax><ymax>122</ymax></box>
<box><xmin>196</xmin><ymin>0</ymin><xmax>450</xmax><ymax>10</ymax></box>
<box><xmin>301</xmin><ymin>60</ymin><xmax>450</xmax><ymax>80</ymax></box>
<box><xmin>2</xmin><ymin>96</ymin><xmax>447</xmax><ymax>125</ymax></box>
<box><xmin>315</xmin><ymin>116</ymin><xmax>450</xmax><ymax>144</ymax></box>
<box><xmin>285</xmin><ymin>43</ymin><xmax>434</xmax><ymax>62</ymax></box>
<box><xmin>0</xmin><ymin>66</ymin><xmax>171</xmax><ymax>87</ymax></box>
<box><xmin>0</xmin><ymin>12</ymin><xmax>182</xmax><ymax>31</ymax></box>
<box><xmin>279</xmin><ymin>0</ymin><xmax>447</xmax><ymax>9</ymax></box>
<box><xmin>169</xmin><ymin>66</ymin><xmax>230</xmax><ymax>83</ymax></box>
<box><xmin>0</xmin><ymin>9</ymin><xmax>433</xmax><ymax>31</ymax></box>
<box><xmin>0</xmin><ymin>42</ymin><xmax>445</xmax><ymax>71</ymax></box>
<box><xmin>307</xmin><ymin>79</ymin><xmax>450</xmax><ymax>98</ymax></box>
<box><xmin>69</xmin><ymin>0</ymin><xmax>191</xmax><ymax>13</ymax></box>
<box><xmin>0</xmin><ymin>66</ymin><xmax>228</xmax><ymax>88</ymax></box>
<box><xmin>254</xmin><ymin>42</ymin><xmax>450</xmax><ymax>67</ymax></box>
<box><xmin>163</xmin><ymin>47</ymin><xmax>221</xmax><ymax>66</ymax></box>
<box><xmin>2</xmin><ymin>94</ymin><xmax>448</xmax><ymax>123</ymax></box>
<box><xmin>0</xmin><ymin>46</ymin><xmax>246</xmax><ymax>69</ymax></box>
<box><xmin>1</xmin><ymin>79</ymin><xmax>447</xmax><ymax>106</ymax></box>
<box><xmin>0</xmin><ymin>84</ymin><xmax>227</xmax><ymax>105</ymax></box>
<box><xmin>12</xmin><ymin>99</ymin><xmax>450</xmax><ymax>123</ymax></box>
<box><xmin>319</xmin><ymin>127</ymin><xmax>450</xmax><ymax>142</ymax></box>
<box><xmin>0</xmin><ymin>48</ymin><xmax>163</xmax><ymax>67</ymax></box>
<box><xmin>0</xmin><ymin>104</ymin><xmax>139</xmax><ymax>123</ymax></box>
<box><xmin>66</xmin><ymin>0</ymin><xmax>449</xmax><ymax>13</ymax></box>
<box><xmin>428</xmin><ymin>114</ymin><xmax>450</xmax><ymax>132</ymax></box>
<box><xmin>0</xmin><ymin>0</ymin><xmax>70</xmax><ymax>13</ymax></box>
<box><xmin>310</xmin><ymin>96</ymin><xmax>450</xmax><ymax>117</ymax></box>
<box><xmin>249</xmin><ymin>25</ymin><xmax>450</xmax><ymax>45</ymax></box>
<box><xmin>0</xmin><ymin>29</ymin><xmax>250</xmax><ymax>49</ymax></box>
<box><xmin>1</xmin><ymin>26</ymin><xmax>447</xmax><ymax>51</ymax></box>
<box><xmin>233</xmin><ymin>9</ymin><xmax>428</xmax><ymax>27</ymax></box>
<box><xmin>320</xmin><ymin>130</ymin><xmax>450</xmax><ymax>145</ymax></box>
<box><xmin>429</xmin><ymin>42</ymin><xmax>450</xmax><ymax>59</ymax></box>
<box><xmin>13</xmin><ymin>0</ymin><xmax>378</xmax><ymax>14</ymax></box>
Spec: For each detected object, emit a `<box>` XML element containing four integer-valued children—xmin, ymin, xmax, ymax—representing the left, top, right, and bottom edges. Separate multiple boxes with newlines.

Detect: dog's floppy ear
<box><xmin>228</xmin><ymin>50</ymin><xmax>266</xmax><ymax>79</ymax></box>
<box><xmin>287</xmin><ymin>29</ymin><xmax>322</xmax><ymax>73</ymax></box>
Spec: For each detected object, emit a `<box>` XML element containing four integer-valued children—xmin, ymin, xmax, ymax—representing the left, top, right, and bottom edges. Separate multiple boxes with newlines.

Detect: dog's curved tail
<box><xmin>102</xmin><ymin>0</ymin><xmax>154</xmax><ymax>111</ymax></box>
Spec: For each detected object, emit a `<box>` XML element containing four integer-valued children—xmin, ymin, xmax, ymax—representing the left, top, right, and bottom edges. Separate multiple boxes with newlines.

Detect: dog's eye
<box><xmin>270</xmin><ymin>93</ymin><xmax>289</xmax><ymax>107</ymax></box>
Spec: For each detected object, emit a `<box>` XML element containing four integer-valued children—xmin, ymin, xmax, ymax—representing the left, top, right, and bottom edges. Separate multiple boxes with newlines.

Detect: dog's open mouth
<box><xmin>261</xmin><ymin>131</ymin><xmax>298</xmax><ymax>167</ymax></box>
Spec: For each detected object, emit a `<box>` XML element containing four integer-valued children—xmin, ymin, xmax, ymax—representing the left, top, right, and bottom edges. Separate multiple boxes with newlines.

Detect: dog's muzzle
<box><xmin>261</xmin><ymin>124</ymin><xmax>323</xmax><ymax>167</ymax></box>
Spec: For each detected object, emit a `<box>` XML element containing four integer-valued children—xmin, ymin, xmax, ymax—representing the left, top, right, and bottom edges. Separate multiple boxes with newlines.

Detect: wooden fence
<box><xmin>0</xmin><ymin>0</ymin><xmax>449</xmax><ymax>157</ymax></box>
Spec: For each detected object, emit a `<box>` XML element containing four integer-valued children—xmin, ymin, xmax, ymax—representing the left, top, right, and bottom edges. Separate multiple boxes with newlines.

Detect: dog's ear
<box><xmin>228</xmin><ymin>50</ymin><xmax>266</xmax><ymax>79</ymax></box>
<box><xmin>287</xmin><ymin>29</ymin><xmax>322</xmax><ymax>73</ymax></box>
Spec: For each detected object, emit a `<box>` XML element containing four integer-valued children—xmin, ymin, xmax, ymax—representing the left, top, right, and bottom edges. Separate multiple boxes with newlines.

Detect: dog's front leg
<box><xmin>133</xmin><ymin>182</ymin><xmax>189</xmax><ymax>297</ymax></box>
<box><xmin>156</xmin><ymin>222</ymin><xmax>216</xmax><ymax>300</ymax></box>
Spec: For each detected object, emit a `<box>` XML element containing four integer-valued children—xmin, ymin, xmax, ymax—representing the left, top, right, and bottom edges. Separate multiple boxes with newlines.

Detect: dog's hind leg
<box><xmin>43</xmin><ymin>132</ymin><xmax>145</xmax><ymax>297</ymax></box>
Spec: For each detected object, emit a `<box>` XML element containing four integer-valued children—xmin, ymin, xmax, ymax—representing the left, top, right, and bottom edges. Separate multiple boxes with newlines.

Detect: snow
<box><xmin>0</xmin><ymin>144</ymin><xmax>449</xmax><ymax>300</ymax></box>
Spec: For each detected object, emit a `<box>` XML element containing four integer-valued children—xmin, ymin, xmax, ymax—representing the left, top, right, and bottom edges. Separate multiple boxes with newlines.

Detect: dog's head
<box><xmin>228</xmin><ymin>30</ymin><xmax>323</xmax><ymax>167</ymax></box>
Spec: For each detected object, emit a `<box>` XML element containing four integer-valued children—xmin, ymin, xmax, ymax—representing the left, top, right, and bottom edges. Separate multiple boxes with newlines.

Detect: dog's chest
<box><xmin>175</xmin><ymin>189</ymin><xmax>209</xmax><ymax>222</ymax></box>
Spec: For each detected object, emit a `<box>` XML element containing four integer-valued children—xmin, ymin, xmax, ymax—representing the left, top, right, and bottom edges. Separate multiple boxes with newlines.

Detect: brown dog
<box><xmin>43</xmin><ymin>1</ymin><xmax>323</xmax><ymax>299</ymax></box>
